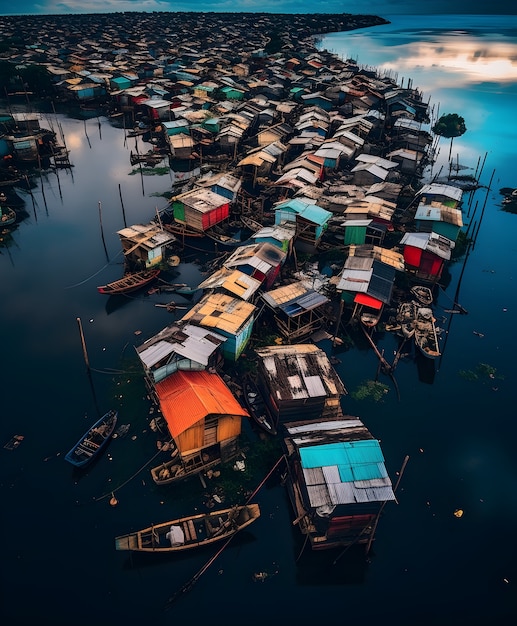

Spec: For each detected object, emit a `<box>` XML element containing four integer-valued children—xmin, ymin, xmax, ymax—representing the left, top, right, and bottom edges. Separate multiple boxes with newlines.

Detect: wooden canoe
<box><xmin>414</xmin><ymin>306</ymin><xmax>441</xmax><ymax>359</ymax></box>
<box><xmin>0</xmin><ymin>206</ymin><xmax>17</xmax><ymax>226</ymax></box>
<box><xmin>114</xmin><ymin>503</ymin><xmax>261</xmax><ymax>552</ymax></box>
<box><xmin>97</xmin><ymin>269</ymin><xmax>160</xmax><ymax>295</ymax></box>
<box><xmin>396</xmin><ymin>301</ymin><xmax>418</xmax><ymax>339</ymax></box>
<box><xmin>410</xmin><ymin>285</ymin><xmax>433</xmax><ymax>306</ymax></box>
<box><xmin>242</xmin><ymin>375</ymin><xmax>277</xmax><ymax>435</ymax></box>
<box><xmin>64</xmin><ymin>409</ymin><xmax>118</xmax><ymax>468</ymax></box>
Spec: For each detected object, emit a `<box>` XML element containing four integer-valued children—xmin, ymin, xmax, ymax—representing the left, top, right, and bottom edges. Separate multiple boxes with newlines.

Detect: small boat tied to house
<box><xmin>114</xmin><ymin>503</ymin><xmax>261</xmax><ymax>552</ymax></box>
<box><xmin>396</xmin><ymin>300</ymin><xmax>418</xmax><ymax>339</ymax></box>
<box><xmin>150</xmin><ymin>445</ymin><xmax>242</xmax><ymax>486</ymax></box>
<box><xmin>414</xmin><ymin>306</ymin><xmax>441</xmax><ymax>359</ymax></box>
<box><xmin>242</xmin><ymin>374</ymin><xmax>277</xmax><ymax>435</ymax></box>
<box><xmin>410</xmin><ymin>285</ymin><xmax>434</xmax><ymax>307</ymax></box>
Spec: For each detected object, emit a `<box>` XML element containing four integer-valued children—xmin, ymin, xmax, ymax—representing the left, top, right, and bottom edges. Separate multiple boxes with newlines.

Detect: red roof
<box><xmin>354</xmin><ymin>293</ymin><xmax>383</xmax><ymax>309</ymax></box>
<box><xmin>155</xmin><ymin>370</ymin><xmax>248</xmax><ymax>437</ymax></box>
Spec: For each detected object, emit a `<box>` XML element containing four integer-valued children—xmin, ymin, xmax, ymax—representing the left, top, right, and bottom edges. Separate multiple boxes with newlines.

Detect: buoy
<box><xmin>110</xmin><ymin>492</ymin><xmax>118</xmax><ymax>507</ymax></box>
<box><xmin>454</xmin><ymin>509</ymin><xmax>463</xmax><ymax>518</ymax></box>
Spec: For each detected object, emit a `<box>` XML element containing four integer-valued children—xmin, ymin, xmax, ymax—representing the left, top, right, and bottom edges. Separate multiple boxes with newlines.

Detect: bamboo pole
<box><xmin>77</xmin><ymin>317</ymin><xmax>90</xmax><ymax>369</ymax></box>
<box><xmin>365</xmin><ymin>454</ymin><xmax>410</xmax><ymax>556</ymax></box>
<box><xmin>118</xmin><ymin>183</ymin><xmax>127</xmax><ymax>227</ymax></box>
<box><xmin>98</xmin><ymin>200</ymin><xmax>109</xmax><ymax>260</ymax></box>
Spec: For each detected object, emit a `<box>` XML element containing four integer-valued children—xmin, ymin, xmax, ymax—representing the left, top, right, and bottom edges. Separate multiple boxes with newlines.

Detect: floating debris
<box><xmin>253</xmin><ymin>572</ymin><xmax>269</xmax><ymax>583</ymax></box>
<box><xmin>4</xmin><ymin>434</ymin><xmax>24</xmax><ymax>450</ymax></box>
<box><xmin>113</xmin><ymin>423</ymin><xmax>130</xmax><ymax>439</ymax></box>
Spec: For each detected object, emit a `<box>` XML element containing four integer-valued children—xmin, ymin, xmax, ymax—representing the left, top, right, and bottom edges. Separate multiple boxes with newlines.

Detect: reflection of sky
<box><xmin>321</xmin><ymin>15</ymin><xmax>517</xmax><ymax>186</ymax></box>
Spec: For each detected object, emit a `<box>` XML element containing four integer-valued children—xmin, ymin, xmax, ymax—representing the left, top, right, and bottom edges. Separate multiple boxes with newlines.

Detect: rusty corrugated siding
<box><xmin>155</xmin><ymin>369</ymin><xmax>247</xmax><ymax>438</ymax></box>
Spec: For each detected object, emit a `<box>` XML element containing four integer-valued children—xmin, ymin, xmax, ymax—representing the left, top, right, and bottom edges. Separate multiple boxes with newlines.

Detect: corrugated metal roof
<box><xmin>156</xmin><ymin>370</ymin><xmax>247</xmax><ymax>437</ymax></box>
<box><xmin>299</xmin><ymin>440</ymin><xmax>396</xmax><ymax>505</ymax></box>
<box><xmin>287</xmin><ymin>419</ymin><xmax>364</xmax><ymax>436</ymax></box>
<box><xmin>418</xmin><ymin>183</ymin><xmax>463</xmax><ymax>202</ymax></box>
<box><xmin>256</xmin><ymin>344</ymin><xmax>345</xmax><ymax>400</ymax></box>
<box><xmin>181</xmin><ymin>292</ymin><xmax>256</xmax><ymax>334</ymax></box>
<box><xmin>415</xmin><ymin>202</ymin><xmax>463</xmax><ymax>227</ymax></box>
<box><xmin>336</xmin><ymin>268</ymin><xmax>372</xmax><ymax>293</ymax></box>
<box><xmin>400</xmin><ymin>231</ymin><xmax>454</xmax><ymax>259</ymax></box>
<box><xmin>137</xmin><ymin>323</ymin><xmax>226</xmax><ymax>368</ymax></box>
<box><xmin>299</xmin><ymin>204</ymin><xmax>332</xmax><ymax>226</ymax></box>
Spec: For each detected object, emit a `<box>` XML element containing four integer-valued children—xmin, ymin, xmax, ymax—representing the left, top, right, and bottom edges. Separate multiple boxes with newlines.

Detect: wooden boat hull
<box><xmin>396</xmin><ymin>301</ymin><xmax>417</xmax><ymax>339</ymax></box>
<box><xmin>414</xmin><ymin>306</ymin><xmax>441</xmax><ymax>359</ymax></box>
<box><xmin>242</xmin><ymin>375</ymin><xmax>277</xmax><ymax>435</ymax></box>
<box><xmin>0</xmin><ymin>206</ymin><xmax>17</xmax><ymax>226</ymax></box>
<box><xmin>150</xmin><ymin>446</ymin><xmax>241</xmax><ymax>486</ymax></box>
<box><xmin>151</xmin><ymin>451</ymin><xmax>220</xmax><ymax>486</ymax></box>
<box><xmin>114</xmin><ymin>503</ymin><xmax>260</xmax><ymax>552</ymax></box>
<box><xmin>410</xmin><ymin>285</ymin><xmax>433</xmax><ymax>306</ymax></box>
<box><xmin>65</xmin><ymin>410</ymin><xmax>118</xmax><ymax>467</ymax></box>
<box><xmin>97</xmin><ymin>269</ymin><xmax>160</xmax><ymax>295</ymax></box>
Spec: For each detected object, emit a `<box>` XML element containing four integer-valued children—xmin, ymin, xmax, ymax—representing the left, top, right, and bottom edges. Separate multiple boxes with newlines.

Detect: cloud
<box><xmin>3</xmin><ymin>0</ymin><xmax>516</xmax><ymax>16</ymax></box>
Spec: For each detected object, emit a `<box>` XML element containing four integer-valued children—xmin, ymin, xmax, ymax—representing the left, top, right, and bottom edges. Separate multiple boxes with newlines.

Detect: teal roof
<box><xmin>275</xmin><ymin>198</ymin><xmax>331</xmax><ymax>226</ymax></box>
<box><xmin>300</xmin><ymin>204</ymin><xmax>332</xmax><ymax>226</ymax></box>
<box><xmin>299</xmin><ymin>439</ymin><xmax>387</xmax><ymax>482</ymax></box>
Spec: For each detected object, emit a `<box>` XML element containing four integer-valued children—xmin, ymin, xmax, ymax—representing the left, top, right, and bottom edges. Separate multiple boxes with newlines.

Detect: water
<box><xmin>2</xmin><ymin>15</ymin><xmax>517</xmax><ymax>626</ymax></box>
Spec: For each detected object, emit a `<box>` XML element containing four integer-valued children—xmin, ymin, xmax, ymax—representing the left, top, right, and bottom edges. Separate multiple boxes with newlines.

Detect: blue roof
<box><xmin>299</xmin><ymin>439</ymin><xmax>387</xmax><ymax>482</ymax></box>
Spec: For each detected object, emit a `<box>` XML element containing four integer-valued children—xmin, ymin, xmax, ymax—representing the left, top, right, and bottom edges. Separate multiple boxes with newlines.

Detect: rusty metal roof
<box><xmin>155</xmin><ymin>370</ymin><xmax>247</xmax><ymax>437</ymax></box>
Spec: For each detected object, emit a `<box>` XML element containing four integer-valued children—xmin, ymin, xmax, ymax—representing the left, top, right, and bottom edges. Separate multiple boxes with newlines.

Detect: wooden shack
<box><xmin>282</xmin><ymin>415</ymin><xmax>396</xmax><ymax>551</ymax></box>
<box><xmin>254</xmin><ymin>344</ymin><xmax>346</xmax><ymax>423</ymax></box>
<box><xmin>155</xmin><ymin>369</ymin><xmax>247</xmax><ymax>457</ymax></box>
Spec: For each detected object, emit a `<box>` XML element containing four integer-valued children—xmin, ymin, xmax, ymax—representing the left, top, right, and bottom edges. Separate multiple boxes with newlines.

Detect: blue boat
<box><xmin>65</xmin><ymin>409</ymin><xmax>118</xmax><ymax>468</ymax></box>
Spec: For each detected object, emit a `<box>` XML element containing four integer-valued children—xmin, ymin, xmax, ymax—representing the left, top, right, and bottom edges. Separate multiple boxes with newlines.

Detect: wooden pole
<box><xmin>333</xmin><ymin>298</ymin><xmax>344</xmax><ymax>347</ymax></box>
<box><xmin>118</xmin><ymin>183</ymin><xmax>127</xmax><ymax>227</ymax></box>
<box><xmin>165</xmin><ymin>455</ymin><xmax>286</xmax><ymax>609</ymax></box>
<box><xmin>77</xmin><ymin>317</ymin><xmax>90</xmax><ymax>369</ymax></box>
<box><xmin>98</xmin><ymin>201</ymin><xmax>109</xmax><ymax>260</ymax></box>
<box><xmin>365</xmin><ymin>454</ymin><xmax>410</xmax><ymax>556</ymax></box>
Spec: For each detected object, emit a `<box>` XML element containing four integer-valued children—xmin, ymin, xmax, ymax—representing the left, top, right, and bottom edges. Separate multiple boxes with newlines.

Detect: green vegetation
<box><xmin>459</xmin><ymin>362</ymin><xmax>503</xmax><ymax>383</ymax></box>
<box><xmin>432</xmin><ymin>113</ymin><xmax>467</xmax><ymax>161</ymax></box>
<box><xmin>350</xmin><ymin>380</ymin><xmax>390</xmax><ymax>402</ymax></box>
<box><xmin>129</xmin><ymin>166</ymin><xmax>170</xmax><ymax>176</ymax></box>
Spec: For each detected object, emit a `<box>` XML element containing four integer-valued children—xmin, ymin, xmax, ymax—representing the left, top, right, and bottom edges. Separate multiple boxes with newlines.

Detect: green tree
<box><xmin>432</xmin><ymin>113</ymin><xmax>467</xmax><ymax>161</ymax></box>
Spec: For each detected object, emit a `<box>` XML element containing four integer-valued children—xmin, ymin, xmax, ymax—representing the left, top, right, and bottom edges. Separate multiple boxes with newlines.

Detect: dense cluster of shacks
<box><xmin>1</xmin><ymin>12</ymin><xmax>470</xmax><ymax>552</ymax></box>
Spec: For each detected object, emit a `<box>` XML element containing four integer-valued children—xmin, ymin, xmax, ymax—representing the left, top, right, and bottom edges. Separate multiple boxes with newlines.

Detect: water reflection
<box><xmin>329</xmin><ymin>15</ymin><xmax>517</xmax><ymax>91</ymax></box>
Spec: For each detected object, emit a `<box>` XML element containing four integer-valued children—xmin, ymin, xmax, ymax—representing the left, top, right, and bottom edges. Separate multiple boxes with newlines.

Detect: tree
<box><xmin>432</xmin><ymin>113</ymin><xmax>467</xmax><ymax>161</ymax></box>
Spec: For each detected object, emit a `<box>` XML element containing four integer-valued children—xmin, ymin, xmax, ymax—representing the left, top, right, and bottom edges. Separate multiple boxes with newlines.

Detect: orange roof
<box><xmin>155</xmin><ymin>370</ymin><xmax>248</xmax><ymax>437</ymax></box>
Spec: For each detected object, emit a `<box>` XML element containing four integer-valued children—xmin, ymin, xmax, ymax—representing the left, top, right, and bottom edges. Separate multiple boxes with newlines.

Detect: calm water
<box><xmin>1</xmin><ymin>15</ymin><xmax>517</xmax><ymax>626</ymax></box>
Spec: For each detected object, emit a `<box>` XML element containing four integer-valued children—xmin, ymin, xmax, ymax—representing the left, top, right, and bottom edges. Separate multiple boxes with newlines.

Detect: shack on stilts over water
<box><xmin>281</xmin><ymin>415</ymin><xmax>396</xmax><ymax>551</ymax></box>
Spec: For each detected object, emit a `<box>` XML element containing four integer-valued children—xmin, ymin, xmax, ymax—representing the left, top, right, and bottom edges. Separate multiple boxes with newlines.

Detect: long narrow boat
<box><xmin>65</xmin><ymin>409</ymin><xmax>118</xmax><ymax>468</ymax></box>
<box><xmin>242</xmin><ymin>375</ymin><xmax>277</xmax><ymax>435</ymax></box>
<box><xmin>414</xmin><ymin>306</ymin><xmax>441</xmax><ymax>359</ymax></box>
<box><xmin>150</xmin><ymin>446</ymin><xmax>240</xmax><ymax>486</ymax></box>
<box><xmin>114</xmin><ymin>503</ymin><xmax>260</xmax><ymax>552</ymax></box>
<box><xmin>97</xmin><ymin>269</ymin><xmax>160</xmax><ymax>295</ymax></box>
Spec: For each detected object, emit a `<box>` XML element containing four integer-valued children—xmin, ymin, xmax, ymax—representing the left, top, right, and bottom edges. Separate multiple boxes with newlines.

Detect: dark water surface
<box><xmin>1</xmin><ymin>15</ymin><xmax>517</xmax><ymax>626</ymax></box>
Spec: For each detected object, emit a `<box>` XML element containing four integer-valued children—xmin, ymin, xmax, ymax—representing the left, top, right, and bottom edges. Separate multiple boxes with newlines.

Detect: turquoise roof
<box><xmin>299</xmin><ymin>439</ymin><xmax>387</xmax><ymax>482</ymax></box>
<box><xmin>300</xmin><ymin>204</ymin><xmax>332</xmax><ymax>226</ymax></box>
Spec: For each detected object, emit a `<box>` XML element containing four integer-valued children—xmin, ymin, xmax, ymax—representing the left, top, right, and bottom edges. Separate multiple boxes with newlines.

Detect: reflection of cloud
<box><xmin>65</xmin><ymin>132</ymin><xmax>83</xmax><ymax>150</ymax></box>
<box><xmin>380</xmin><ymin>41</ymin><xmax>517</xmax><ymax>83</ymax></box>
